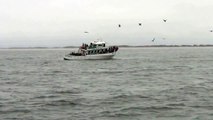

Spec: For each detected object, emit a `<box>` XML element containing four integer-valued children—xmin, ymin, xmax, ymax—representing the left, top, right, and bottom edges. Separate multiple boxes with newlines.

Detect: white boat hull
<box><xmin>64</xmin><ymin>52</ymin><xmax>116</xmax><ymax>60</ymax></box>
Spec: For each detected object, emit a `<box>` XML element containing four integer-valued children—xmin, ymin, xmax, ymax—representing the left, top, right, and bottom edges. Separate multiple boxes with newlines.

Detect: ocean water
<box><xmin>0</xmin><ymin>47</ymin><xmax>213</xmax><ymax>120</ymax></box>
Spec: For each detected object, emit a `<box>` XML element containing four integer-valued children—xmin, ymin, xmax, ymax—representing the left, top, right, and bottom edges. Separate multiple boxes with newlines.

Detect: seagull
<box><xmin>84</xmin><ymin>31</ymin><xmax>89</xmax><ymax>33</ymax></box>
<box><xmin>152</xmin><ymin>38</ymin><xmax>155</xmax><ymax>42</ymax></box>
<box><xmin>118</xmin><ymin>24</ymin><xmax>121</xmax><ymax>27</ymax></box>
<box><xmin>139</xmin><ymin>23</ymin><xmax>142</xmax><ymax>26</ymax></box>
<box><xmin>210</xmin><ymin>30</ymin><xmax>213</xmax><ymax>32</ymax></box>
<box><xmin>163</xmin><ymin>19</ymin><xmax>167</xmax><ymax>22</ymax></box>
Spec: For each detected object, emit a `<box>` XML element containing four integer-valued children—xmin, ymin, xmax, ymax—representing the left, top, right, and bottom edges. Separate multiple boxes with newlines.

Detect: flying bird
<box><xmin>152</xmin><ymin>38</ymin><xmax>155</xmax><ymax>42</ymax></box>
<box><xmin>210</xmin><ymin>30</ymin><xmax>213</xmax><ymax>32</ymax></box>
<box><xmin>118</xmin><ymin>24</ymin><xmax>121</xmax><ymax>27</ymax></box>
<box><xmin>163</xmin><ymin>19</ymin><xmax>167</xmax><ymax>22</ymax></box>
<box><xmin>139</xmin><ymin>23</ymin><xmax>142</xmax><ymax>26</ymax></box>
<box><xmin>84</xmin><ymin>31</ymin><xmax>89</xmax><ymax>33</ymax></box>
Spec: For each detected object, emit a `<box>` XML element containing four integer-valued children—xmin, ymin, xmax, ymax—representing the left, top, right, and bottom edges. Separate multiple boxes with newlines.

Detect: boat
<box><xmin>64</xmin><ymin>41</ymin><xmax>119</xmax><ymax>60</ymax></box>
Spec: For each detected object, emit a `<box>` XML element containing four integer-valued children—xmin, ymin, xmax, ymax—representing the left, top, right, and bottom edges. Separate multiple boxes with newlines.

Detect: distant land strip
<box><xmin>118</xmin><ymin>44</ymin><xmax>213</xmax><ymax>47</ymax></box>
<box><xmin>1</xmin><ymin>44</ymin><xmax>213</xmax><ymax>49</ymax></box>
<box><xmin>64</xmin><ymin>44</ymin><xmax>213</xmax><ymax>48</ymax></box>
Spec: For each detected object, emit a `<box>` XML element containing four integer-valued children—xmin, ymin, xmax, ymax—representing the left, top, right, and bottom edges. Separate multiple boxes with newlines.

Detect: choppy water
<box><xmin>0</xmin><ymin>47</ymin><xmax>213</xmax><ymax>120</ymax></box>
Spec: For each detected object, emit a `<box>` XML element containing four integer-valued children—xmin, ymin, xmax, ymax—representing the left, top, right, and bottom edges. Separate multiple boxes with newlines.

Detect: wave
<box><xmin>0</xmin><ymin>109</ymin><xmax>31</xmax><ymax>114</ymax></box>
<box><xmin>111</xmin><ymin>94</ymin><xmax>150</xmax><ymax>99</ymax></box>
<box><xmin>0</xmin><ymin>70</ymin><xmax>5</xmax><ymax>72</ymax></box>
<box><xmin>33</xmin><ymin>94</ymin><xmax>59</xmax><ymax>99</ymax></box>
<box><xmin>166</xmin><ymin>103</ymin><xmax>186</xmax><ymax>107</ymax></box>
<box><xmin>121</xmin><ymin>106</ymin><xmax>182</xmax><ymax>111</ymax></box>
<box><xmin>41</xmin><ymin>61</ymin><xmax>50</xmax><ymax>66</ymax></box>
<box><xmin>99</xmin><ymin>105</ymin><xmax>183</xmax><ymax>118</ymax></box>
<box><xmin>54</xmin><ymin>89</ymin><xmax>82</xmax><ymax>94</ymax></box>
<box><xmin>97</xmin><ymin>94</ymin><xmax>152</xmax><ymax>106</ymax></box>
<box><xmin>189</xmin><ymin>105</ymin><xmax>213</xmax><ymax>110</ymax></box>
<box><xmin>45</xmin><ymin>99</ymin><xmax>79</xmax><ymax>106</ymax></box>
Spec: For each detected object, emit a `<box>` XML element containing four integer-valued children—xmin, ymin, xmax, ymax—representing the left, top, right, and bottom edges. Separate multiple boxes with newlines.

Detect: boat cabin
<box><xmin>88</xmin><ymin>41</ymin><xmax>106</xmax><ymax>49</ymax></box>
<box><xmin>74</xmin><ymin>40</ymin><xmax>118</xmax><ymax>56</ymax></box>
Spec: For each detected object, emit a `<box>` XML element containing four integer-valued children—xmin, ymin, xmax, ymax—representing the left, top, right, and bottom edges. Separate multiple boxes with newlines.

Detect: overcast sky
<box><xmin>1</xmin><ymin>0</ymin><xmax>213</xmax><ymax>47</ymax></box>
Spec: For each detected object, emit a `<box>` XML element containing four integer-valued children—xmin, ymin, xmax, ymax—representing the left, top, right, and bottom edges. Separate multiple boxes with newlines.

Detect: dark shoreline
<box><xmin>1</xmin><ymin>44</ymin><xmax>213</xmax><ymax>49</ymax></box>
<box><xmin>118</xmin><ymin>44</ymin><xmax>213</xmax><ymax>47</ymax></box>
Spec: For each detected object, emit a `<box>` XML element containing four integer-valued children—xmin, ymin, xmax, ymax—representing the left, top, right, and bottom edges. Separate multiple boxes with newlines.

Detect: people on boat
<box><xmin>81</xmin><ymin>43</ymin><xmax>88</xmax><ymax>49</ymax></box>
<box><xmin>68</xmin><ymin>40</ymin><xmax>119</xmax><ymax>57</ymax></box>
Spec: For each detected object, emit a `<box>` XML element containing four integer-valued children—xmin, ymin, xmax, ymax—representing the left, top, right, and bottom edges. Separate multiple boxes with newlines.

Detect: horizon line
<box><xmin>1</xmin><ymin>44</ymin><xmax>213</xmax><ymax>49</ymax></box>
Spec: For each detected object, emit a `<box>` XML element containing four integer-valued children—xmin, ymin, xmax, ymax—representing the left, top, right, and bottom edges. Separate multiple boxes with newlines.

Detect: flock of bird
<box><xmin>118</xmin><ymin>19</ymin><xmax>167</xmax><ymax>28</ymax></box>
<box><xmin>117</xmin><ymin>19</ymin><xmax>168</xmax><ymax>42</ymax></box>
<box><xmin>85</xmin><ymin>19</ymin><xmax>212</xmax><ymax>42</ymax></box>
<box><xmin>118</xmin><ymin>19</ymin><xmax>168</xmax><ymax>42</ymax></box>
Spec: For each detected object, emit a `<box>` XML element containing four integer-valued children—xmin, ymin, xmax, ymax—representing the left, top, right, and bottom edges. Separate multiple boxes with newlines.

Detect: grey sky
<box><xmin>1</xmin><ymin>0</ymin><xmax>213</xmax><ymax>47</ymax></box>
